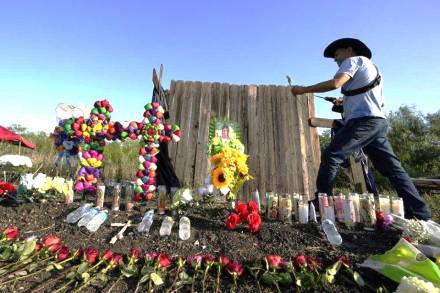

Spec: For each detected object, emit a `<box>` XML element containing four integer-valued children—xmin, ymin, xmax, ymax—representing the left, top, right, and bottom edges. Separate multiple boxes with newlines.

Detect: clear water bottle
<box><xmin>179</xmin><ymin>216</ymin><xmax>191</xmax><ymax>240</ymax></box>
<box><xmin>159</xmin><ymin>216</ymin><xmax>174</xmax><ymax>236</ymax></box>
<box><xmin>66</xmin><ymin>203</ymin><xmax>93</xmax><ymax>224</ymax></box>
<box><xmin>309</xmin><ymin>202</ymin><xmax>317</xmax><ymax>222</ymax></box>
<box><xmin>77</xmin><ymin>207</ymin><xmax>99</xmax><ymax>227</ymax></box>
<box><xmin>138</xmin><ymin>209</ymin><xmax>155</xmax><ymax>233</ymax></box>
<box><xmin>86</xmin><ymin>210</ymin><xmax>109</xmax><ymax>232</ymax></box>
<box><xmin>321</xmin><ymin>219</ymin><xmax>343</xmax><ymax>246</ymax></box>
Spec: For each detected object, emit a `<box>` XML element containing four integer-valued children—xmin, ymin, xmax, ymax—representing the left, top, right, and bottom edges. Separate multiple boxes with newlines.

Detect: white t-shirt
<box><xmin>336</xmin><ymin>56</ymin><xmax>385</xmax><ymax>121</ymax></box>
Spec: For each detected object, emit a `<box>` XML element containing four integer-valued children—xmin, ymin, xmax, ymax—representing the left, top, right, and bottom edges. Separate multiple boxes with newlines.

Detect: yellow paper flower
<box><xmin>212</xmin><ymin>167</ymin><xmax>230</xmax><ymax>189</ymax></box>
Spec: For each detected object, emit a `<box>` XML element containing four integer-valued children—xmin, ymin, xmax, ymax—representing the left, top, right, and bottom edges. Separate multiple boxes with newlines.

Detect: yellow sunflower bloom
<box><xmin>212</xmin><ymin>167</ymin><xmax>230</xmax><ymax>189</ymax></box>
<box><xmin>211</xmin><ymin>153</ymin><xmax>224</xmax><ymax>166</ymax></box>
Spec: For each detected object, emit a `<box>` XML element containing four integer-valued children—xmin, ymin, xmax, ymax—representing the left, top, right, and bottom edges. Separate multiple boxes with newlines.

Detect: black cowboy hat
<box><xmin>323</xmin><ymin>38</ymin><xmax>372</xmax><ymax>59</ymax></box>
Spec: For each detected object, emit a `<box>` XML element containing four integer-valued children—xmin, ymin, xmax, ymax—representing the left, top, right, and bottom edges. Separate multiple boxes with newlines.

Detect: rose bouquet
<box><xmin>226</xmin><ymin>201</ymin><xmax>262</xmax><ymax>234</ymax></box>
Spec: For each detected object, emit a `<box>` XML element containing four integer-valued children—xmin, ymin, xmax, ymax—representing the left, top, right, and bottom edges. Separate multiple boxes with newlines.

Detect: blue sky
<box><xmin>0</xmin><ymin>0</ymin><xmax>439</xmax><ymax>133</ymax></box>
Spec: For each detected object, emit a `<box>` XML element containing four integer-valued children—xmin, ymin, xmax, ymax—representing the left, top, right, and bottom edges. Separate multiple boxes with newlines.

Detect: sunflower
<box><xmin>212</xmin><ymin>167</ymin><xmax>230</xmax><ymax>189</ymax></box>
<box><xmin>210</xmin><ymin>153</ymin><xmax>224</xmax><ymax>166</ymax></box>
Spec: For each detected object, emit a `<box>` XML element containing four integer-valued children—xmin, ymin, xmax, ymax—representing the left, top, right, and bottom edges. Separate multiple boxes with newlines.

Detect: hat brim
<box><xmin>323</xmin><ymin>38</ymin><xmax>372</xmax><ymax>59</ymax></box>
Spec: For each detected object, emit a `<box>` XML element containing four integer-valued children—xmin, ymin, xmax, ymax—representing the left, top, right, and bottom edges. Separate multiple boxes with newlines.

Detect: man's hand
<box><xmin>290</xmin><ymin>86</ymin><xmax>307</xmax><ymax>95</ymax></box>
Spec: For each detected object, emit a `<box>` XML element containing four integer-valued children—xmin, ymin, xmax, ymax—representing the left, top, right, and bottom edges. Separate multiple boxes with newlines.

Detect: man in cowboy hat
<box><xmin>291</xmin><ymin>38</ymin><xmax>431</xmax><ymax>220</ymax></box>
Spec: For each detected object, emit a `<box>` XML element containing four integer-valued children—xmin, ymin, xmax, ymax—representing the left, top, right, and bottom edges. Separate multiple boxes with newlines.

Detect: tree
<box><xmin>8</xmin><ymin>124</ymin><xmax>27</xmax><ymax>134</ymax></box>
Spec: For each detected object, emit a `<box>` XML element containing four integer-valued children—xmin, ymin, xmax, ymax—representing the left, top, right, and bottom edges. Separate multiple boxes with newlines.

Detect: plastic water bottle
<box><xmin>86</xmin><ymin>210</ymin><xmax>109</xmax><ymax>232</ymax></box>
<box><xmin>321</xmin><ymin>219</ymin><xmax>343</xmax><ymax>246</ymax></box>
<box><xmin>309</xmin><ymin>202</ymin><xmax>317</xmax><ymax>222</ymax></box>
<box><xmin>138</xmin><ymin>210</ymin><xmax>155</xmax><ymax>233</ymax></box>
<box><xmin>179</xmin><ymin>216</ymin><xmax>191</xmax><ymax>240</ymax></box>
<box><xmin>77</xmin><ymin>207</ymin><xmax>99</xmax><ymax>227</ymax></box>
<box><xmin>159</xmin><ymin>216</ymin><xmax>174</xmax><ymax>236</ymax></box>
<box><xmin>66</xmin><ymin>203</ymin><xmax>93</xmax><ymax>224</ymax></box>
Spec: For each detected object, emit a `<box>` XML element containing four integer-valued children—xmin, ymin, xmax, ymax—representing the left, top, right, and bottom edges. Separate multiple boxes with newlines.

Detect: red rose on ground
<box><xmin>226</xmin><ymin>213</ymin><xmax>241</xmax><ymax>230</ymax></box>
<box><xmin>130</xmin><ymin>247</ymin><xmax>141</xmax><ymax>260</ymax></box>
<box><xmin>227</xmin><ymin>260</ymin><xmax>244</xmax><ymax>277</ymax></box>
<box><xmin>145</xmin><ymin>252</ymin><xmax>158</xmax><ymax>263</ymax></box>
<box><xmin>294</xmin><ymin>255</ymin><xmax>307</xmax><ymax>268</ymax></box>
<box><xmin>35</xmin><ymin>242</ymin><xmax>43</xmax><ymax>252</ymax></box>
<box><xmin>306</xmin><ymin>256</ymin><xmax>322</xmax><ymax>272</ymax></box>
<box><xmin>85</xmin><ymin>247</ymin><xmax>99</xmax><ymax>265</ymax></box>
<box><xmin>102</xmin><ymin>249</ymin><xmax>114</xmax><ymax>262</ymax></box>
<box><xmin>57</xmin><ymin>246</ymin><xmax>70</xmax><ymax>261</ymax></box>
<box><xmin>74</xmin><ymin>247</ymin><xmax>84</xmax><ymax>259</ymax></box>
<box><xmin>247</xmin><ymin>212</ymin><xmax>262</xmax><ymax>233</ymax></box>
<box><xmin>220</xmin><ymin>255</ymin><xmax>230</xmax><ymax>267</ymax></box>
<box><xmin>158</xmin><ymin>253</ymin><xmax>172</xmax><ymax>268</ymax></box>
<box><xmin>48</xmin><ymin>242</ymin><xmax>63</xmax><ymax>253</ymax></box>
<box><xmin>111</xmin><ymin>254</ymin><xmax>122</xmax><ymax>268</ymax></box>
<box><xmin>203</xmin><ymin>254</ymin><xmax>216</xmax><ymax>265</ymax></box>
<box><xmin>235</xmin><ymin>202</ymin><xmax>249</xmax><ymax>221</ymax></box>
<box><xmin>266</xmin><ymin>255</ymin><xmax>283</xmax><ymax>269</ymax></box>
<box><xmin>403</xmin><ymin>236</ymin><xmax>413</xmax><ymax>243</ymax></box>
<box><xmin>247</xmin><ymin>201</ymin><xmax>259</xmax><ymax>213</ymax></box>
<box><xmin>3</xmin><ymin>226</ymin><xmax>19</xmax><ymax>240</ymax></box>
<box><xmin>43</xmin><ymin>235</ymin><xmax>61</xmax><ymax>247</ymax></box>
<box><xmin>336</xmin><ymin>255</ymin><xmax>351</xmax><ymax>267</ymax></box>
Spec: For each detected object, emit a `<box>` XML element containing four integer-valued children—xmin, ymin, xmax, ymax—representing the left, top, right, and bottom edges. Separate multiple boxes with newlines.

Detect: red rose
<box><xmin>3</xmin><ymin>226</ymin><xmax>19</xmax><ymax>240</ymax></box>
<box><xmin>187</xmin><ymin>255</ymin><xmax>202</xmax><ymax>268</ymax></box>
<box><xmin>130</xmin><ymin>247</ymin><xmax>141</xmax><ymax>260</ymax></box>
<box><xmin>145</xmin><ymin>252</ymin><xmax>158</xmax><ymax>263</ymax></box>
<box><xmin>376</xmin><ymin>211</ymin><xmax>384</xmax><ymax>228</ymax></box>
<box><xmin>265</xmin><ymin>255</ymin><xmax>283</xmax><ymax>269</ymax></box>
<box><xmin>35</xmin><ymin>242</ymin><xmax>43</xmax><ymax>252</ymax></box>
<box><xmin>306</xmin><ymin>256</ymin><xmax>322</xmax><ymax>272</ymax></box>
<box><xmin>43</xmin><ymin>235</ymin><xmax>61</xmax><ymax>247</ymax></box>
<box><xmin>226</xmin><ymin>213</ymin><xmax>241</xmax><ymax>230</ymax></box>
<box><xmin>102</xmin><ymin>249</ymin><xmax>114</xmax><ymax>262</ymax></box>
<box><xmin>336</xmin><ymin>255</ymin><xmax>351</xmax><ymax>267</ymax></box>
<box><xmin>74</xmin><ymin>247</ymin><xmax>84</xmax><ymax>259</ymax></box>
<box><xmin>220</xmin><ymin>256</ymin><xmax>230</xmax><ymax>267</ymax></box>
<box><xmin>158</xmin><ymin>253</ymin><xmax>172</xmax><ymax>268</ymax></box>
<box><xmin>294</xmin><ymin>255</ymin><xmax>307</xmax><ymax>268</ymax></box>
<box><xmin>235</xmin><ymin>202</ymin><xmax>249</xmax><ymax>221</ymax></box>
<box><xmin>403</xmin><ymin>236</ymin><xmax>413</xmax><ymax>243</ymax></box>
<box><xmin>56</xmin><ymin>246</ymin><xmax>70</xmax><ymax>261</ymax></box>
<box><xmin>247</xmin><ymin>212</ymin><xmax>262</xmax><ymax>233</ymax></box>
<box><xmin>85</xmin><ymin>247</ymin><xmax>99</xmax><ymax>265</ymax></box>
<box><xmin>111</xmin><ymin>254</ymin><xmax>123</xmax><ymax>268</ymax></box>
<box><xmin>203</xmin><ymin>254</ymin><xmax>216</xmax><ymax>265</ymax></box>
<box><xmin>48</xmin><ymin>242</ymin><xmax>63</xmax><ymax>253</ymax></box>
<box><xmin>247</xmin><ymin>201</ymin><xmax>259</xmax><ymax>213</ymax></box>
<box><xmin>226</xmin><ymin>260</ymin><xmax>244</xmax><ymax>277</ymax></box>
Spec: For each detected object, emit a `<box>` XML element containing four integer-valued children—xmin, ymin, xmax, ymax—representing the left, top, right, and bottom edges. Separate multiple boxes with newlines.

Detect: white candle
<box><xmin>351</xmin><ymin>193</ymin><xmax>360</xmax><ymax>223</ymax></box>
<box><xmin>96</xmin><ymin>185</ymin><xmax>105</xmax><ymax>208</ymax></box>
<box><xmin>379</xmin><ymin>195</ymin><xmax>391</xmax><ymax>216</ymax></box>
<box><xmin>298</xmin><ymin>203</ymin><xmax>309</xmax><ymax>224</ymax></box>
<box><xmin>391</xmin><ymin>196</ymin><xmax>405</xmax><ymax>217</ymax></box>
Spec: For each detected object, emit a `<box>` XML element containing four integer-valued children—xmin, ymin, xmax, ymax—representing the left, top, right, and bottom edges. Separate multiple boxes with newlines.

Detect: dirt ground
<box><xmin>0</xmin><ymin>195</ymin><xmax>401</xmax><ymax>292</ymax></box>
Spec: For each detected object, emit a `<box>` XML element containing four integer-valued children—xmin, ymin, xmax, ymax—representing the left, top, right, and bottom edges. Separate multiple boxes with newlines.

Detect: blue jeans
<box><xmin>316</xmin><ymin>116</ymin><xmax>431</xmax><ymax>220</ymax></box>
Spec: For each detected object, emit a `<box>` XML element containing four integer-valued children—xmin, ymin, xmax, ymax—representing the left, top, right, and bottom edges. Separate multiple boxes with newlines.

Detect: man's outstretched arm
<box><xmin>290</xmin><ymin>73</ymin><xmax>351</xmax><ymax>95</ymax></box>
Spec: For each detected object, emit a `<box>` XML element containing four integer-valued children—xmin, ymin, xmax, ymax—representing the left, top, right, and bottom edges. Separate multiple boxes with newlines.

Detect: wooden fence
<box><xmin>166</xmin><ymin>80</ymin><xmax>321</xmax><ymax>201</ymax></box>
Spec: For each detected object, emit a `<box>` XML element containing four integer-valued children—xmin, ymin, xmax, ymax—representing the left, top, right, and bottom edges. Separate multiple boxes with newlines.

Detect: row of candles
<box><xmin>258</xmin><ymin>191</ymin><xmax>404</xmax><ymax>228</ymax></box>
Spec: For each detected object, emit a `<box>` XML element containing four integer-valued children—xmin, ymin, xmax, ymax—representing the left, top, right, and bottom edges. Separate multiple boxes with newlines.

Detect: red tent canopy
<box><xmin>0</xmin><ymin>125</ymin><xmax>35</xmax><ymax>150</ymax></box>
